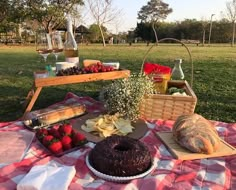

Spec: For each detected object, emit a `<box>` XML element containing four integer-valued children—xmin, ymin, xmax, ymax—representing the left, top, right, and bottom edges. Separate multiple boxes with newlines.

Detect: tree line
<box><xmin>0</xmin><ymin>0</ymin><xmax>121</xmax><ymax>46</ymax></box>
<box><xmin>134</xmin><ymin>19</ymin><xmax>233</xmax><ymax>44</ymax></box>
<box><xmin>0</xmin><ymin>0</ymin><xmax>236</xmax><ymax>46</ymax></box>
<box><xmin>1</xmin><ymin>17</ymin><xmax>234</xmax><ymax>45</ymax></box>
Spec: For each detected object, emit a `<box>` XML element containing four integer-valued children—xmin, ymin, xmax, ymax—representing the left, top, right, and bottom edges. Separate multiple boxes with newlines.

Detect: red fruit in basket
<box><xmin>59</xmin><ymin>123</ymin><xmax>72</xmax><ymax>136</ymax></box>
<box><xmin>73</xmin><ymin>132</ymin><xmax>86</xmax><ymax>146</ymax></box>
<box><xmin>48</xmin><ymin>128</ymin><xmax>61</xmax><ymax>139</ymax></box>
<box><xmin>42</xmin><ymin>135</ymin><xmax>54</xmax><ymax>146</ymax></box>
<box><xmin>36</xmin><ymin>128</ymin><xmax>48</xmax><ymax>139</ymax></box>
<box><xmin>61</xmin><ymin>136</ymin><xmax>72</xmax><ymax>150</ymax></box>
<box><xmin>48</xmin><ymin>140</ymin><xmax>63</xmax><ymax>154</ymax></box>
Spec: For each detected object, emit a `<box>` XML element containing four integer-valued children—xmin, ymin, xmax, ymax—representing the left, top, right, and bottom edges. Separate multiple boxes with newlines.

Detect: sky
<box><xmin>104</xmin><ymin>0</ymin><xmax>229</xmax><ymax>33</ymax></box>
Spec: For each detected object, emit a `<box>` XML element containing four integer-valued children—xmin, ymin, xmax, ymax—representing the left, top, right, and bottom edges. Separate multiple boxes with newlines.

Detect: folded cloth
<box><xmin>17</xmin><ymin>160</ymin><xmax>76</xmax><ymax>190</ymax></box>
<box><xmin>0</xmin><ymin>130</ymin><xmax>35</xmax><ymax>164</ymax></box>
<box><xmin>143</xmin><ymin>62</ymin><xmax>172</xmax><ymax>75</ymax></box>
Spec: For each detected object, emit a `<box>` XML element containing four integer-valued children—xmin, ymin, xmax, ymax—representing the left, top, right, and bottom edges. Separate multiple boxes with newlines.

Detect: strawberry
<box><xmin>36</xmin><ymin>128</ymin><xmax>48</xmax><ymax>140</ymax></box>
<box><xmin>42</xmin><ymin>135</ymin><xmax>54</xmax><ymax>147</ymax></box>
<box><xmin>71</xmin><ymin>129</ymin><xmax>77</xmax><ymax>136</ymax></box>
<box><xmin>48</xmin><ymin>140</ymin><xmax>63</xmax><ymax>154</ymax></box>
<box><xmin>61</xmin><ymin>136</ymin><xmax>72</xmax><ymax>150</ymax></box>
<box><xmin>59</xmin><ymin>123</ymin><xmax>73</xmax><ymax>136</ymax></box>
<box><xmin>48</xmin><ymin>127</ymin><xmax>61</xmax><ymax>139</ymax></box>
<box><xmin>72</xmin><ymin>132</ymin><xmax>86</xmax><ymax>146</ymax></box>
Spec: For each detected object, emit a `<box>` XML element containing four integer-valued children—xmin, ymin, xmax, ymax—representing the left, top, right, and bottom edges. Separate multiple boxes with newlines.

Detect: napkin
<box><xmin>17</xmin><ymin>161</ymin><xmax>76</xmax><ymax>190</ymax></box>
<box><xmin>143</xmin><ymin>62</ymin><xmax>172</xmax><ymax>75</ymax></box>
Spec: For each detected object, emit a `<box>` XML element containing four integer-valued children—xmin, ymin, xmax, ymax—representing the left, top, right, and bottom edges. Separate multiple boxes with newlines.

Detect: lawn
<box><xmin>0</xmin><ymin>43</ymin><xmax>235</xmax><ymax>123</ymax></box>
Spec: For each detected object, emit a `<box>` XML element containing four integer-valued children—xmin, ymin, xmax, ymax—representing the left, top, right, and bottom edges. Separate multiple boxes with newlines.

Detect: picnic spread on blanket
<box><xmin>1</xmin><ymin>54</ymin><xmax>236</xmax><ymax>190</ymax></box>
<box><xmin>1</xmin><ymin>92</ymin><xmax>236</xmax><ymax>190</ymax></box>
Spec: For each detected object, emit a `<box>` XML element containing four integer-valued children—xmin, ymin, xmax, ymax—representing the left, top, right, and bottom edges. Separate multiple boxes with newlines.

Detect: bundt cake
<box><xmin>89</xmin><ymin>135</ymin><xmax>152</xmax><ymax>177</ymax></box>
<box><xmin>172</xmin><ymin>114</ymin><xmax>221</xmax><ymax>154</ymax></box>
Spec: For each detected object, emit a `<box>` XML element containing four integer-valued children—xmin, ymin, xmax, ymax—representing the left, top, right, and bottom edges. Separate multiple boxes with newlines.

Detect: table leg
<box><xmin>22</xmin><ymin>87</ymin><xmax>35</xmax><ymax>109</ymax></box>
<box><xmin>24</xmin><ymin>86</ymin><xmax>42</xmax><ymax>114</ymax></box>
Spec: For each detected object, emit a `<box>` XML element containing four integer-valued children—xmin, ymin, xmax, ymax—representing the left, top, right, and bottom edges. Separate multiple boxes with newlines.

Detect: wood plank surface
<box><xmin>156</xmin><ymin>132</ymin><xmax>236</xmax><ymax>160</ymax></box>
<box><xmin>34</xmin><ymin>70</ymin><xmax>130</xmax><ymax>87</ymax></box>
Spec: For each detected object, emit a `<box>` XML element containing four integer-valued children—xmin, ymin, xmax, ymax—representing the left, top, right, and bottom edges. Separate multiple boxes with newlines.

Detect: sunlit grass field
<box><xmin>0</xmin><ymin>43</ymin><xmax>235</xmax><ymax>122</ymax></box>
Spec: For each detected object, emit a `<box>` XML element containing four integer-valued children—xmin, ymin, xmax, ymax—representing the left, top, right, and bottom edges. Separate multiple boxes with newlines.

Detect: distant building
<box><xmin>75</xmin><ymin>25</ymin><xmax>90</xmax><ymax>43</ymax></box>
<box><xmin>56</xmin><ymin>24</ymin><xmax>90</xmax><ymax>44</ymax></box>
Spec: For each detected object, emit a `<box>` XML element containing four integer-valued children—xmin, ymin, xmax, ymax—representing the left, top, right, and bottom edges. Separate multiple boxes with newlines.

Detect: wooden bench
<box><xmin>181</xmin><ymin>39</ymin><xmax>200</xmax><ymax>46</ymax></box>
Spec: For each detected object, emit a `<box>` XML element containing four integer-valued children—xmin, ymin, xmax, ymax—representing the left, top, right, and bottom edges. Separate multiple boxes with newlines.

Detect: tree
<box><xmin>137</xmin><ymin>0</ymin><xmax>172</xmax><ymax>44</ymax></box>
<box><xmin>200</xmin><ymin>18</ymin><xmax>208</xmax><ymax>46</ymax></box>
<box><xmin>225</xmin><ymin>0</ymin><xmax>236</xmax><ymax>46</ymax></box>
<box><xmin>135</xmin><ymin>22</ymin><xmax>154</xmax><ymax>43</ymax></box>
<box><xmin>86</xmin><ymin>0</ymin><xmax>122</xmax><ymax>46</ymax></box>
<box><xmin>212</xmin><ymin>19</ymin><xmax>231</xmax><ymax>43</ymax></box>
<box><xmin>24</xmin><ymin>0</ymin><xmax>83</xmax><ymax>33</ymax></box>
<box><xmin>0</xmin><ymin>0</ymin><xmax>10</xmax><ymax>23</ymax></box>
<box><xmin>88</xmin><ymin>24</ymin><xmax>108</xmax><ymax>43</ymax></box>
<box><xmin>0</xmin><ymin>0</ymin><xmax>26</xmax><ymax>43</ymax></box>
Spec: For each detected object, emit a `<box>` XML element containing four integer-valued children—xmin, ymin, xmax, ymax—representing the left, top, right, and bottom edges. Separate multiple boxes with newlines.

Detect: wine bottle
<box><xmin>64</xmin><ymin>14</ymin><xmax>79</xmax><ymax>64</ymax></box>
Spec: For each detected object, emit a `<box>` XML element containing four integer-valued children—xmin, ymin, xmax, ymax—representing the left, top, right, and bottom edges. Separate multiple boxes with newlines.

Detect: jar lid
<box><xmin>175</xmin><ymin>58</ymin><xmax>182</xmax><ymax>63</ymax></box>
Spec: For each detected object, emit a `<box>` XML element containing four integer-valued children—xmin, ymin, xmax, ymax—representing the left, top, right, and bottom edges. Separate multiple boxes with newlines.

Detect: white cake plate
<box><xmin>86</xmin><ymin>154</ymin><xmax>157</xmax><ymax>183</ymax></box>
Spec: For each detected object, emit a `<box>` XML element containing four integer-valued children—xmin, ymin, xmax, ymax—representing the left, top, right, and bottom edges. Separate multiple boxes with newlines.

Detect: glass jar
<box><xmin>171</xmin><ymin>58</ymin><xmax>185</xmax><ymax>80</ymax></box>
<box><xmin>153</xmin><ymin>73</ymin><xmax>171</xmax><ymax>94</ymax></box>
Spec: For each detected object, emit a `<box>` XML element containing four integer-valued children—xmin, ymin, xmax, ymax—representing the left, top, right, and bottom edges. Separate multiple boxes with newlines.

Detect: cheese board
<box><xmin>156</xmin><ymin>132</ymin><xmax>236</xmax><ymax>160</ymax></box>
<box><xmin>72</xmin><ymin>113</ymin><xmax>148</xmax><ymax>143</ymax></box>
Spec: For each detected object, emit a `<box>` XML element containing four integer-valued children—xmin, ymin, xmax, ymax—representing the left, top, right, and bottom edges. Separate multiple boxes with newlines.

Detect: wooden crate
<box><xmin>139</xmin><ymin>80</ymin><xmax>197</xmax><ymax>121</ymax></box>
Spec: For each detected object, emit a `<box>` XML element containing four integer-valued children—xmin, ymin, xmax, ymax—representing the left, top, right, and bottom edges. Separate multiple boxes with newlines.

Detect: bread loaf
<box><xmin>172</xmin><ymin>114</ymin><xmax>220</xmax><ymax>154</ymax></box>
<box><xmin>37</xmin><ymin>103</ymin><xmax>86</xmax><ymax>125</ymax></box>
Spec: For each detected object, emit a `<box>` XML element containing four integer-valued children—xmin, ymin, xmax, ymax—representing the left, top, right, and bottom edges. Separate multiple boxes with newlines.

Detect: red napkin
<box><xmin>143</xmin><ymin>62</ymin><xmax>171</xmax><ymax>75</ymax></box>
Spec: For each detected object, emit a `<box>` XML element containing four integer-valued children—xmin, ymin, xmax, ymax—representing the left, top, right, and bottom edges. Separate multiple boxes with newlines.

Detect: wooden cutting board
<box><xmin>73</xmin><ymin>113</ymin><xmax>148</xmax><ymax>143</ymax></box>
<box><xmin>156</xmin><ymin>132</ymin><xmax>236</xmax><ymax>160</ymax></box>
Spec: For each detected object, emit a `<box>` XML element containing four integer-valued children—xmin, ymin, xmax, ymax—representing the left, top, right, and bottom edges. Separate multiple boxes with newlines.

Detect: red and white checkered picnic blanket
<box><xmin>0</xmin><ymin>92</ymin><xmax>236</xmax><ymax>190</ymax></box>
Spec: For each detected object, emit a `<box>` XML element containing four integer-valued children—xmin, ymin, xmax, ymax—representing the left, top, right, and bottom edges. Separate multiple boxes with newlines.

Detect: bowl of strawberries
<box><xmin>36</xmin><ymin>122</ymin><xmax>87</xmax><ymax>156</ymax></box>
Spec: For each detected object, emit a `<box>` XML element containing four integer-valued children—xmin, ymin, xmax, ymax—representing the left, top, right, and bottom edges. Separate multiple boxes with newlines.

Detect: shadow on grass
<box><xmin>0</xmin><ymin>84</ymin><xmax>103</xmax><ymax>122</ymax></box>
<box><xmin>195</xmin><ymin>91</ymin><xmax>236</xmax><ymax>123</ymax></box>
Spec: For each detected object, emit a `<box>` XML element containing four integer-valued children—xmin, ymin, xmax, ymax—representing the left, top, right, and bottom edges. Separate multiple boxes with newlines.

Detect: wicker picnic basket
<box><xmin>139</xmin><ymin>38</ymin><xmax>197</xmax><ymax>121</ymax></box>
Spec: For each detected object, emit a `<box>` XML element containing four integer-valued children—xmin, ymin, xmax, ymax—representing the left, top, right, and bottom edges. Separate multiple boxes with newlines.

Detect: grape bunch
<box><xmin>56</xmin><ymin>62</ymin><xmax>117</xmax><ymax>76</ymax></box>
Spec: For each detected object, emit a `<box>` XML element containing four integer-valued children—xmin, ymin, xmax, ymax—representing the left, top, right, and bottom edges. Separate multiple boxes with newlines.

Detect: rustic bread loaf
<box><xmin>172</xmin><ymin>114</ymin><xmax>220</xmax><ymax>154</ymax></box>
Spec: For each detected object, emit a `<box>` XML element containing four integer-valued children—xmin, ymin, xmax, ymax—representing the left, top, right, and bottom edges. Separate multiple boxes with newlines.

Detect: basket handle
<box><xmin>140</xmin><ymin>38</ymin><xmax>194</xmax><ymax>87</ymax></box>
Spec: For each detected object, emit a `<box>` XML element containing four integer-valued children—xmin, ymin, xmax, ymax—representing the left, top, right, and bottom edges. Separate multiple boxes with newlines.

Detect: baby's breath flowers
<box><xmin>102</xmin><ymin>73</ymin><xmax>156</xmax><ymax>121</ymax></box>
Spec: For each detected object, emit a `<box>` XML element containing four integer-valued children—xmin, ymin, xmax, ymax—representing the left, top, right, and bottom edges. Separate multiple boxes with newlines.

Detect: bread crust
<box><xmin>172</xmin><ymin>114</ymin><xmax>220</xmax><ymax>154</ymax></box>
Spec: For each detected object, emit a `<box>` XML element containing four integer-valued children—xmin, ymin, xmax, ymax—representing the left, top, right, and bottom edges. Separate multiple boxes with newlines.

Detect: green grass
<box><xmin>0</xmin><ymin>43</ymin><xmax>235</xmax><ymax>123</ymax></box>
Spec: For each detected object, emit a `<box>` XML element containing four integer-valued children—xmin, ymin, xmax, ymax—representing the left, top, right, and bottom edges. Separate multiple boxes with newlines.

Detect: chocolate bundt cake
<box><xmin>89</xmin><ymin>135</ymin><xmax>152</xmax><ymax>177</ymax></box>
